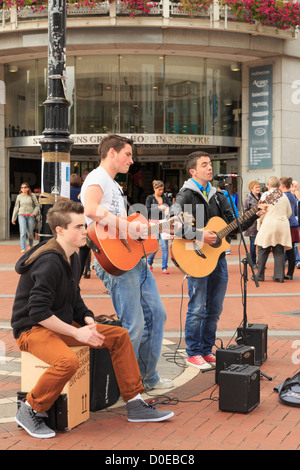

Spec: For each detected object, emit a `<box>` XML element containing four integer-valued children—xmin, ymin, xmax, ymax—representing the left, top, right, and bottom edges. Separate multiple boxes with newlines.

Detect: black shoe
<box><xmin>83</xmin><ymin>271</ymin><xmax>91</xmax><ymax>279</ymax></box>
<box><xmin>273</xmin><ymin>278</ymin><xmax>284</xmax><ymax>283</ymax></box>
<box><xmin>284</xmin><ymin>275</ymin><xmax>293</xmax><ymax>280</ymax></box>
<box><xmin>252</xmin><ymin>275</ymin><xmax>264</xmax><ymax>281</ymax></box>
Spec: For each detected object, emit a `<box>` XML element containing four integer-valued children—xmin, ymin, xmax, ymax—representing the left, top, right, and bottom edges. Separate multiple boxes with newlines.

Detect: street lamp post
<box><xmin>39</xmin><ymin>0</ymin><xmax>73</xmax><ymax>240</ymax></box>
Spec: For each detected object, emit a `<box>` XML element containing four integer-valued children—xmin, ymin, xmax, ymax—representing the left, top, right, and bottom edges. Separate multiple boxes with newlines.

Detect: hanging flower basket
<box><xmin>221</xmin><ymin>0</ymin><xmax>300</xmax><ymax>30</ymax></box>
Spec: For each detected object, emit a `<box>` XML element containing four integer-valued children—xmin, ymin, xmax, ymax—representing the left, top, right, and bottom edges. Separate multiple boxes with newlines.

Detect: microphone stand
<box><xmin>216</xmin><ymin>180</ymin><xmax>272</xmax><ymax>381</ymax></box>
<box><xmin>222</xmin><ymin>180</ymin><xmax>259</xmax><ymax>346</ymax></box>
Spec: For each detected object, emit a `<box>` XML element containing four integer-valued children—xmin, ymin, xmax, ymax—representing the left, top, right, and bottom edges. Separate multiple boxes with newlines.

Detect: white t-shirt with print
<box><xmin>80</xmin><ymin>166</ymin><xmax>126</xmax><ymax>226</ymax></box>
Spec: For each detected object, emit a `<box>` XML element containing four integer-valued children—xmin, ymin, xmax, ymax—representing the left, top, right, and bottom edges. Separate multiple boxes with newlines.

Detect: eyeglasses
<box><xmin>21</xmin><ymin>186</ymin><xmax>28</xmax><ymax>189</ymax></box>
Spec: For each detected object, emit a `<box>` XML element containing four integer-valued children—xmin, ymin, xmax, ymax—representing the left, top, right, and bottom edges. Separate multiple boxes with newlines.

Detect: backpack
<box><xmin>274</xmin><ymin>372</ymin><xmax>300</xmax><ymax>407</ymax></box>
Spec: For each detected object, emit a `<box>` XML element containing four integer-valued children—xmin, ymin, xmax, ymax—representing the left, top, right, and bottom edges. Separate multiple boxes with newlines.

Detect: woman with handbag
<box><xmin>11</xmin><ymin>182</ymin><xmax>39</xmax><ymax>252</ymax></box>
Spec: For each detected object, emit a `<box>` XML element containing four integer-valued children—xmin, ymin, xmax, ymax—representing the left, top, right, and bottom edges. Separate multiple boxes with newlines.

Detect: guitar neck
<box><xmin>148</xmin><ymin>217</ymin><xmax>175</xmax><ymax>235</ymax></box>
<box><xmin>217</xmin><ymin>205</ymin><xmax>259</xmax><ymax>240</ymax></box>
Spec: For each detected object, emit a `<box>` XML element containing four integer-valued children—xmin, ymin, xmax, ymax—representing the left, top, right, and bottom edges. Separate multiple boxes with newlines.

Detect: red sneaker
<box><xmin>202</xmin><ymin>354</ymin><xmax>216</xmax><ymax>365</ymax></box>
<box><xmin>186</xmin><ymin>355</ymin><xmax>211</xmax><ymax>370</ymax></box>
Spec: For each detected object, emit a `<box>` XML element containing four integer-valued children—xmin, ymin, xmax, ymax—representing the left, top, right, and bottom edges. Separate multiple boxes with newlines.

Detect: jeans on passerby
<box><xmin>295</xmin><ymin>244</ymin><xmax>300</xmax><ymax>264</ymax></box>
<box><xmin>249</xmin><ymin>236</ymin><xmax>257</xmax><ymax>266</ymax></box>
<box><xmin>185</xmin><ymin>256</ymin><xmax>228</xmax><ymax>358</ymax></box>
<box><xmin>18</xmin><ymin>214</ymin><xmax>36</xmax><ymax>251</ymax></box>
<box><xmin>147</xmin><ymin>234</ymin><xmax>169</xmax><ymax>270</ymax></box>
<box><xmin>94</xmin><ymin>258</ymin><xmax>167</xmax><ymax>389</ymax></box>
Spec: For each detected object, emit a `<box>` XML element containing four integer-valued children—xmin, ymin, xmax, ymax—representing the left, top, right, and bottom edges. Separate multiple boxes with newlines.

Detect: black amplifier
<box><xmin>219</xmin><ymin>364</ymin><xmax>260</xmax><ymax>414</ymax></box>
<box><xmin>236</xmin><ymin>323</ymin><xmax>268</xmax><ymax>365</ymax></box>
<box><xmin>215</xmin><ymin>344</ymin><xmax>255</xmax><ymax>384</ymax></box>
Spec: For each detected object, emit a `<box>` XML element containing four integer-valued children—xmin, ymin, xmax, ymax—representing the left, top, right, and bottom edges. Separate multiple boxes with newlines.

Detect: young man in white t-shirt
<box><xmin>81</xmin><ymin>134</ymin><xmax>173</xmax><ymax>391</ymax></box>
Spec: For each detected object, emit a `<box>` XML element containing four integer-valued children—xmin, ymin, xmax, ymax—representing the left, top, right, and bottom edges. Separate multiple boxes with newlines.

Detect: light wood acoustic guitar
<box><xmin>86</xmin><ymin>212</ymin><xmax>190</xmax><ymax>276</ymax></box>
<box><xmin>170</xmin><ymin>188</ymin><xmax>283</xmax><ymax>279</ymax></box>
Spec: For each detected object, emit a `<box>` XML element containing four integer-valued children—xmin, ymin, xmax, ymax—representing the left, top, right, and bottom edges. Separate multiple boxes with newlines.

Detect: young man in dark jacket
<box><xmin>12</xmin><ymin>200</ymin><xmax>174</xmax><ymax>439</ymax></box>
<box><xmin>172</xmin><ymin>151</ymin><xmax>265</xmax><ymax>370</ymax></box>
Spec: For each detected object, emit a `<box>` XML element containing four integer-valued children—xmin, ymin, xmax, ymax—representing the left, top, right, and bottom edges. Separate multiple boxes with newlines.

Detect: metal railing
<box><xmin>0</xmin><ymin>0</ymin><xmax>221</xmax><ymax>25</ymax></box>
<box><xmin>0</xmin><ymin>0</ymin><xmax>298</xmax><ymax>38</ymax></box>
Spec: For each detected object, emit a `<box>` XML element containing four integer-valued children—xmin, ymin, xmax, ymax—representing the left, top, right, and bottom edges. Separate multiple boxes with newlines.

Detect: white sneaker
<box><xmin>151</xmin><ymin>377</ymin><xmax>174</xmax><ymax>389</ymax></box>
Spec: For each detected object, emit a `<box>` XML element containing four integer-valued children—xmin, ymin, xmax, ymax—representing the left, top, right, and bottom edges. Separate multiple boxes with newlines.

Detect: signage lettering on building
<box><xmin>6</xmin><ymin>133</ymin><xmax>240</xmax><ymax>148</ymax></box>
<box><xmin>248</xmin><ymin>65</ymin><xmax>273</xmax><ymax>170</ymax></box>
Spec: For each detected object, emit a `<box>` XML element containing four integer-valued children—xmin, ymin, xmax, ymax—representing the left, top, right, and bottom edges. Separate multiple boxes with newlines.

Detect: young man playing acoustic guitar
<box><xmin>172</xmin><ymin>151</ymin><xmax>267</xmax><ymax>370</ymax></box>
<box><xmin>80</xmin><ymin>134</ymin><xmax>173</xmax><ymax>391</ymax></box>
<box><xmin>12</xmin><ymin>200</ymin><xmax>174</xmax><ymax>439</ymax></box>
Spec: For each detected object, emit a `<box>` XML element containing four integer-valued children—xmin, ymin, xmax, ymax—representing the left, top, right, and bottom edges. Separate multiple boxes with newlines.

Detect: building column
<box><xmin>0</xmin><ymin>65</ymin><xmax>7</xmax><ymax>240</ymax></box>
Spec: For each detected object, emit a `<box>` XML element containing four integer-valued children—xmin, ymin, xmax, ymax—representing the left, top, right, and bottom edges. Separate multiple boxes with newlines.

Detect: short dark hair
<box><xmin>218</xmin><ymin>181</ymin><xmax>226</xmax><ymax>190</ymax></box>
<box><xmin>280</xmin><ymin>177</ymin><xmax>293</xmax><ymax>189</ymax></box>
<box><xmin>185</xmin><ymin>151</ymin><xmax>211</xmax><ymax>175</ymax></box>
<box><xmin>47</xmin><ymin>199</ymin><xmax>84</xmax><ymax>236</ymax></box>
<box><xmin>98</xmin><ymin>134</ymin><xmax>134</xmax><ymax>161</ymax></box>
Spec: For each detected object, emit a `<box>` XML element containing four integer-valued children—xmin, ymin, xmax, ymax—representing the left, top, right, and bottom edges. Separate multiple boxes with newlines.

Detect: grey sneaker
<box><xmin>127</xmin><ymin>399</ymin><xmax>174</xmax><ymax>422</ymax></box>
<box><xmin>15</xmin><ymin>400</ymin><xmax>55</xmax><ymax>439</ymax></box>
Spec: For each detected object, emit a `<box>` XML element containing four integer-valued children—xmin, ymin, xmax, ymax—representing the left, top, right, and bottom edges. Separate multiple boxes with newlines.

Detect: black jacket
<box><xmin>172</xmin><ymin>179</ymin><xmax>258</xmax><ymax>242</ymax></box>
<box><xmin>11</xmin><ymin>238</ymin><xmax>94</xmax><ymax>339</ymax></box>
<box><xmin>145</xmin><ymin>194</ymin><xmax>172</xmax><ymax>220</ymax></box>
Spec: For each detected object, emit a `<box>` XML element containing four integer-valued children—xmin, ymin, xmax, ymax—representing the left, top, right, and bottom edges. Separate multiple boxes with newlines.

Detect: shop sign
<box><xmin>6</xmin><ymin>133</ymin><xmax>240</xmax><ymax>148</ymax></box>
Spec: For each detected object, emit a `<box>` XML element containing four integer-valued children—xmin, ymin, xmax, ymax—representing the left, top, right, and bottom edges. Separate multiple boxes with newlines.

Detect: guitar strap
<box><xmin>86</xmin><ymin>234</ymin><xmax>101</xmax><ymax>255</ymax></box>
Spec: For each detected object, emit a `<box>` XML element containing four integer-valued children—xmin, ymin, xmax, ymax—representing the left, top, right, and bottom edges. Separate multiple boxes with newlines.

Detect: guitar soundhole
<box><xmin>211</xmin><ymin>233</ymin><xmax>221</xmax><ymax>248</ymax></box>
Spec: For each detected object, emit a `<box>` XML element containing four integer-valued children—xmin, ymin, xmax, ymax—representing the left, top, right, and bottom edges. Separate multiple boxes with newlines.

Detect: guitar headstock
<box><xmin>262</xmin><ymin>188</ymin><xmax>283</xmax><ymax>205</ymax></box>
<box><xmin>179</xmin><ymin>212</ymin><xmax>195</xmax><ymax>227</ymax></box>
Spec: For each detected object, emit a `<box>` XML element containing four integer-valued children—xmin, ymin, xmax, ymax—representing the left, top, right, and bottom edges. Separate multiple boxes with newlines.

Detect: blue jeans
<box><xmin>94</xmin><ymin>258</ymin><xmax>167</xmax><ymax>389</ymax></box>
<box><xmin>147</xmin><ymin>234</ymin><xmax>169</xmax><ymax>271</ymax></box>
<box><xmin>249</xmin><ymin>236</ymin><xmax>257</xmax><ymax>265</ymax></box>
<box><xmin>295</xmin><ymin>244</ymin><xmax>300</xmax><ymax>264</ymax></box>
<box><xmin>18</xmin><ymin>215</ymin><xmax>36</xmax><ymax>251</ymax></box>
<box><xmin>185</xmin><ymin>256</ymin><xmax>228</xmax><ymax>357</ymax></box>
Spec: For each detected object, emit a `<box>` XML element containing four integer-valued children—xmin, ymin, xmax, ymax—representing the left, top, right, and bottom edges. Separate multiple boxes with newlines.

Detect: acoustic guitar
<box><xmin>86</xmin><ymin>212</ymin><xmax>186</xmax><ymax>276</ymax></box>
<box><xmin>170</xmin><ymin>188</ymin><xmax>283</xmax><ymax>279</ymax></box>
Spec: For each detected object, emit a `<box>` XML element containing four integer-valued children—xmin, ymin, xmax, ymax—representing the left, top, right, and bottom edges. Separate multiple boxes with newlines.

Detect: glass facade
<box><xmin>5</xmin><ymin>55</ymin><xmax>241</xmax><ymax>138</ymax></box>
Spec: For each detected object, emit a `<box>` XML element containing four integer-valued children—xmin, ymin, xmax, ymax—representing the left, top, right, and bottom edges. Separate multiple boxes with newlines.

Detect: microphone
<box><xmin>213</xmin><ymin>174</ymin><xmax>240</xmax><ymax>180</ymax></box>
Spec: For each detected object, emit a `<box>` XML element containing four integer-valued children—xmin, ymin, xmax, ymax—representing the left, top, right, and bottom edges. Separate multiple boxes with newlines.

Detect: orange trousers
<box><xmin>17</xmin><ymin>323</ymin><xmax>144</xmax><ymax>413</ymax></box>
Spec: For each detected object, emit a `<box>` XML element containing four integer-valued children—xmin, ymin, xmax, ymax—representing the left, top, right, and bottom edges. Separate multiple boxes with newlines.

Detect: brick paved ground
<box><xmin>0</xmin><ymin>240</ymin><xmax>300</xmax><ymax>451</ymax></box>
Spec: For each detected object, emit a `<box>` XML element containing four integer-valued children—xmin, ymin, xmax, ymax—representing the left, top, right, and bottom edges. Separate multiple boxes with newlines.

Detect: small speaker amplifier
<box><xmin>215</xmin><ymin>344</ymin><xmax>255</xmax><ymax>384</ymax></box>
<box><xmin>236</xmin><ymin>323</ymin><xmax>268</xmax><ymax>365</ymax></box>
<box><xmin>219</xmin><ymin>364</ymin><xmax>260</xmax><ymax>413</ymax></box>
